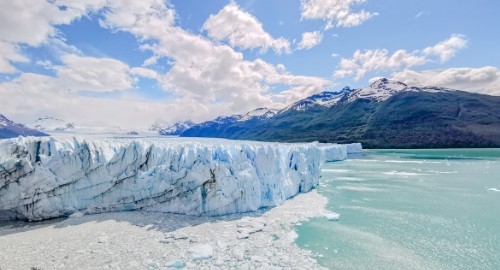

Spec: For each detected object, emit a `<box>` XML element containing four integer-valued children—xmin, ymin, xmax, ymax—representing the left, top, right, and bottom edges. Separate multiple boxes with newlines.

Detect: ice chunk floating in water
<box><xmin>322</xmin><ymin>212</ymin><xmax>341</xmax><ymax>221</ymax></box>
<box><xmin>0</xmin><ymin>136</ymin><xmax>356</xmax><ymax>221</ymax></box>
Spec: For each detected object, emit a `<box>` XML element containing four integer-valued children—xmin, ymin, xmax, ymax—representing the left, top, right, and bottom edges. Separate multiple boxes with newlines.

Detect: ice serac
<box><xmin>0</xmin><ymin>136</ymin><xmax>323</xmax><ymax>221</ymax></box>
<box><xmin>317</xmin><ymin>143</ymin><xmax>363</xmax><ymax>162</ymax></box>
<box><xmin>346</xmin><ymin>143</ymin><xmax>363</xmax><ymax>154</ymax></box>
<box><xmin>318</xmin><ymin>143</ymin><xmax>347</xmax><ymax>162</ymax></box>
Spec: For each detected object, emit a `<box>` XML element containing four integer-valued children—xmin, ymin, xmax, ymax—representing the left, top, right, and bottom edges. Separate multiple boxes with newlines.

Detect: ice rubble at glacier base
<box><xmin>0</xmin><ymin>190</ymin><xmax>331</xmax><ymax>270</ymax></box>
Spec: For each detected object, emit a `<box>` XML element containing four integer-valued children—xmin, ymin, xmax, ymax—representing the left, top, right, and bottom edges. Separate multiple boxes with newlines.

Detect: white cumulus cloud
<box><xmin>202</xmin><ymin>2</ymin><xmax>290</xmax><ymax>54</ymax></box>
<box><xmin>0</xmin><ymin>0</ymin><xmax>107</xmax><ymax>73</ymax></box>
<box><xmin>100</xmin><ymin>0</ymin><xmax>330</xmax><ymax>116</ymax></box>
<box><xmin>0</xmin><ymin>72</ymin><xmax>174</xmax><ymax>129</ymax></box>
<box><xmin>391</xmin><ymin>67</ymin><xmax>500</xmax><ymax>96</ymax></box>
<box><xmin>297</xmin><ymin>31</ymin><xmax>323</xmax><ymax>50</ymax></box>
<box><xmin>301</xmin><ymin>0</ymin><xmax>378</xmax><ymax>29</ymax></box>
<box><xmin>334</xmin><ymin>34</ymin><xmax>468</xmax><ymax>80</ymax></box>
<box><xmin>130</xmin><ymin>67</ymin><xmax>159</xmax><ymax>80</ymax></box>
<box><xmin>423</xmin><ymin>34</ymin><xmax>468</xmax><ymax>63</ymax></box>
<box><xmin>54</xmin><ymin>54</ymin><xmax>138</xmax><ymax>92</ymax></box>
<box><xmin>0</xmin><ymin>0</ymin><xmax>332</xmax><ymax>128</ymax></box>
<box><xmin>334</xmin><ymin>49</ymin><xmax>428</xmax><ymax>80</ymax></box>
<box><xmin>0</xmin><ymin>41</ymin><xmax>29</xmax><ymax>73</ymax></box>
<box><xmin>0</xmin><ymin>0</ymin><xmax>106</xmax><ymax>46</ymax></box>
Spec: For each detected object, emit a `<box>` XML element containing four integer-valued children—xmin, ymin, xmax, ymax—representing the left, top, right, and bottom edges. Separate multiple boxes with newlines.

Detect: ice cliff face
<box><xmin>318</xmin><ymin>143</ymin><xmax>363</xmax><ymax>162</ymax></box>
<box><xmin>0</xmin><ymin>136</ymin><xmax>334</xmax><ymax>221</ymax></box>
<box><xmin>345</xmin><ymin>143</ymin><xmax>363</xmax><ymax>154</ymax></box>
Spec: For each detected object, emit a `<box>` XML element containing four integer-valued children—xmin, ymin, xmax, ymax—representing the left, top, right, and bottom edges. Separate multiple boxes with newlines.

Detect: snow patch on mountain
<box><xmin>348</xmin><ymin>78</ymin><xmax>409</xmax><ymax>102</ymax></box>
<box><xmin>213</xmin><ymin>115</ymin><xmax>243</xmax><ymax>124</ymax></box>
<box><xmin>150</xmin><ymin>120</ymin><xmax>195</xmax><ymax>136</ymax></box>
<box><xmin>281</xmin><ymin>87</ymin><xmax>353</xmax><ymax>113</ymax></box>
<box><xmin>239</xmin><ymin>108</ymin><xmax>278</xmax><ymax>122</ymax></box>
<box><xmin>1</xmin><ymin>115</ymin><xmax>25</xmax><ymax>129</ymax></box>
<box><xmin>348</xmin><ymin>78</ymin><xmax>454</xmax><ymax>102</ymax></box>
<box><xmin>24</xmin><ymin>116</ymin><xmax>141</xmax><ymax>136</ymax></box>
<box><xmin>280</xmin><ymin>78</ymin><xmax>454</xmax><ymax>113</ymax></box>
<box><xmin>0</xmin><ymin>115</ymin><xmax>12</xmax><ymax>127</ymax></box>
<box><xmin>27</xmin><ymin>116</ymin><xmax>77</xmax><ymax>132</ymax></box>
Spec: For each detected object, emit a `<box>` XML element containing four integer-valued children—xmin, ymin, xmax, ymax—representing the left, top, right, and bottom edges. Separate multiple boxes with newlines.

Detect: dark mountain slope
<box><xmin>181</xmin><ymin>108</ymin><xmax>278</xmax><ymax>138</ymax></box>
<box><xmin>181</xmin><ymin>89</ymin><xmax>500</xmax><ymax>148</ymax></box>
<box><xmin>359</xmin><ymin>91</ymin><xmax>500</xmax><ymax>148</ymax></box>
<box><xmin>0</xmin><ymin>114</ymin><xmax>48</xmax><ymax>139</ymax></box>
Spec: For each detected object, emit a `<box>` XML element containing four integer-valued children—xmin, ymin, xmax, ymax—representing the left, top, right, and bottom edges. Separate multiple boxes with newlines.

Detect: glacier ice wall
<box><xmin>317</xmin><ymin>143</ymin><xmax>363</xmax><ymax>162</ymax></box>
<box><xmin>345</xmin><ymin>143</ymin><xmax>363</xmax><ymax>154</ymax></box>
<box><xmin>0</xmin><ymin>136</ymin><xmax>327</xmax><ymax>221</ymax></box>
<box><xmin>318</xmin><ymin>144</ymin><xmax>347</xmax><ymax>162</ymax></box>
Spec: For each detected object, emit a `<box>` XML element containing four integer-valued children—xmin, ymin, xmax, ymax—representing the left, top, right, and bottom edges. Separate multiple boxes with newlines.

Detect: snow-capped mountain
<box><xmin>282</xmin><ymin>78</ymin><xmax>452</xmax><ymax>113</ymax></box>
<box><xmin>187</xmin><ymin>108</ymin><xmax>277</xmax><ymax>132</ymax></box>
<box><xmin>27</xmin><ymin>116</ymin><xmax>77</xmax><ymax>132</ymax></box>
<box><xmin>211</xmin><ymin>115</ymin><xmax>243</xmax><ymax>125</ymax></box>
<box><xmin>183</xmin><ymin>115</ymin><xmax>242</xmax><ymax>135</ymax></box>
<box><xmin>181</xmin><ymin>108</ymin><xmax>278</xmax><ymax>138</ymax></box>
<box><xmin>238</xmin><ymin>108</ymin><xmax>278</xmax><ymax>122</ymax></box>
<box><xmin>184</xmin><ymin>78</ymin><xmax>457</xmax><ymax>130</ymax></box>
<box><xmin>193</xmin><ymin>108</ymin><xmax>276</xmax><ymax>127</ymax></box>
<box><xmin>26</xmin><ymin>116</ymin><xmax>138</xmax><ymax>136</ymax></box>
<box><xmin>179</xmin><ymin>79</ymin><xmax>500</xmax><ymax>148</ymax></box>
<box><xmin>347</xmin><ymin>78</ymin><xmax>451</xmax><ymax>102</ymax></box>
<box><xmin>0</xmin><ymin>115</ymin><xmax>13</xmax><ymax>127</ymax></box>
<box><xmin>281</xmin><ymin>87</ymin><xmax>353</xmax><ymax>113</ymax></box>
<box><xmin>0</xmin><ymin>114</ymin><xmax>48</xmax><ymax>139</ymax></box>
<box><xmin>150</xmin><ymin>120</ymin><xmax>195</xmax><ymax>135</ymax></box>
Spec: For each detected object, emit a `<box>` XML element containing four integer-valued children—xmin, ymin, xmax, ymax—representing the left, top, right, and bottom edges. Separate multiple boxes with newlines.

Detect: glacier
<box><xmin>0</xmin><ymin>136</ymin><xmax>361</xmax><ymax>221</ymax></box>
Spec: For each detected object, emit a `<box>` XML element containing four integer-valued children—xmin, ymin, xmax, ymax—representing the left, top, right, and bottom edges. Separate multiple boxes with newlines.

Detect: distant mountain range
<box><xmin>27</xmin><ymin>116</ymin><xmax>77</xmax><ymax>132</ymax></box>
<box><xmin>180</xmin><ymin>78</ymin><xmax>500</xmax><ymax>148</ymax></box>
<box><xmin>182</xmin><ymin>108</ymin><xmax>278</xmax><ymax>138</ymax></box>
<box><xmin>149</xmin><ymin>120</ymin><xmax>195</xmax><ymax>135</ymax></box>
<box><xmin>0</xmin><ymin>114</ymin><xmax>47</xmax><ymax>138</ymax></box>
<box><xmin>2</xmin><ymin>78</ymin><xmax>500</xmax><ymax>148</ymax></box>
<box><xmin>0</xmin><ymin>114</ymin><xmax>195</xmax><ymax>138</ymax></box>
<box><xmin>0</xmin><ymin>115</ymin><xmax>138</xmax><ymax>138</ymax></box>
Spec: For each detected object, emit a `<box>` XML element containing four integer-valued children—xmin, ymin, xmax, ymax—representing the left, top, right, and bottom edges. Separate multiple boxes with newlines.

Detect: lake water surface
<box><xmin>296</xmin><ymin>149</ymin><xmax>500</xmax><ymax>270</ymax></box>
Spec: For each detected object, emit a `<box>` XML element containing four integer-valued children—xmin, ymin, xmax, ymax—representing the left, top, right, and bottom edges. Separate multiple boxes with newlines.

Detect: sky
<box><xmin>1</xmin><ymin>0</ymin><xmax>499</xmax><ymax>129</ymax></box>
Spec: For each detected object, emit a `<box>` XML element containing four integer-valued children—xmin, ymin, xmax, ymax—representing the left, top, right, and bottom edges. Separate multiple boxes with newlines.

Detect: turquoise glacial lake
<box><xmin>296</xmin><ymin>149</ymin><xmax>500</xmax><ymax>270</ymax></box>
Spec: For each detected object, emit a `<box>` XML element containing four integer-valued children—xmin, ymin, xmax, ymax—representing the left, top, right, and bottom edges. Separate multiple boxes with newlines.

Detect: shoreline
<box><xmin>0</xmin><ymin>190</ymin><xmax>331</xmax><ymax>270</ymax></box>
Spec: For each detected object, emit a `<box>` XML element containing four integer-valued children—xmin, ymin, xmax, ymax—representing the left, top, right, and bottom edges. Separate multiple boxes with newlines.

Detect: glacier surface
<box><xmin>0</xmin><ymin>136</ymin><xmax>360</xmax><ymax>221</ymax></box>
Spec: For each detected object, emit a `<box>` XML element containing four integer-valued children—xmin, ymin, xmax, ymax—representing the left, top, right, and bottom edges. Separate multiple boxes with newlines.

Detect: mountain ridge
<box><xmin>150</xmin><ymin>120</ymin><xmax>195</xmax><ymax>135</ymax></box>
<box><xmin>26</xmin><ymin>116</ymin><xmax>77</xmax><ymax>132</ymax></box>
<box><xmin>180</xmin><ymin>79</ymin><xmax>500</xmax><ymax>148</ymax></box>
<box><xmin>0</xmin><ymin>114</ymin><xmax>48</xmax><ymax>139</ymax></box>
